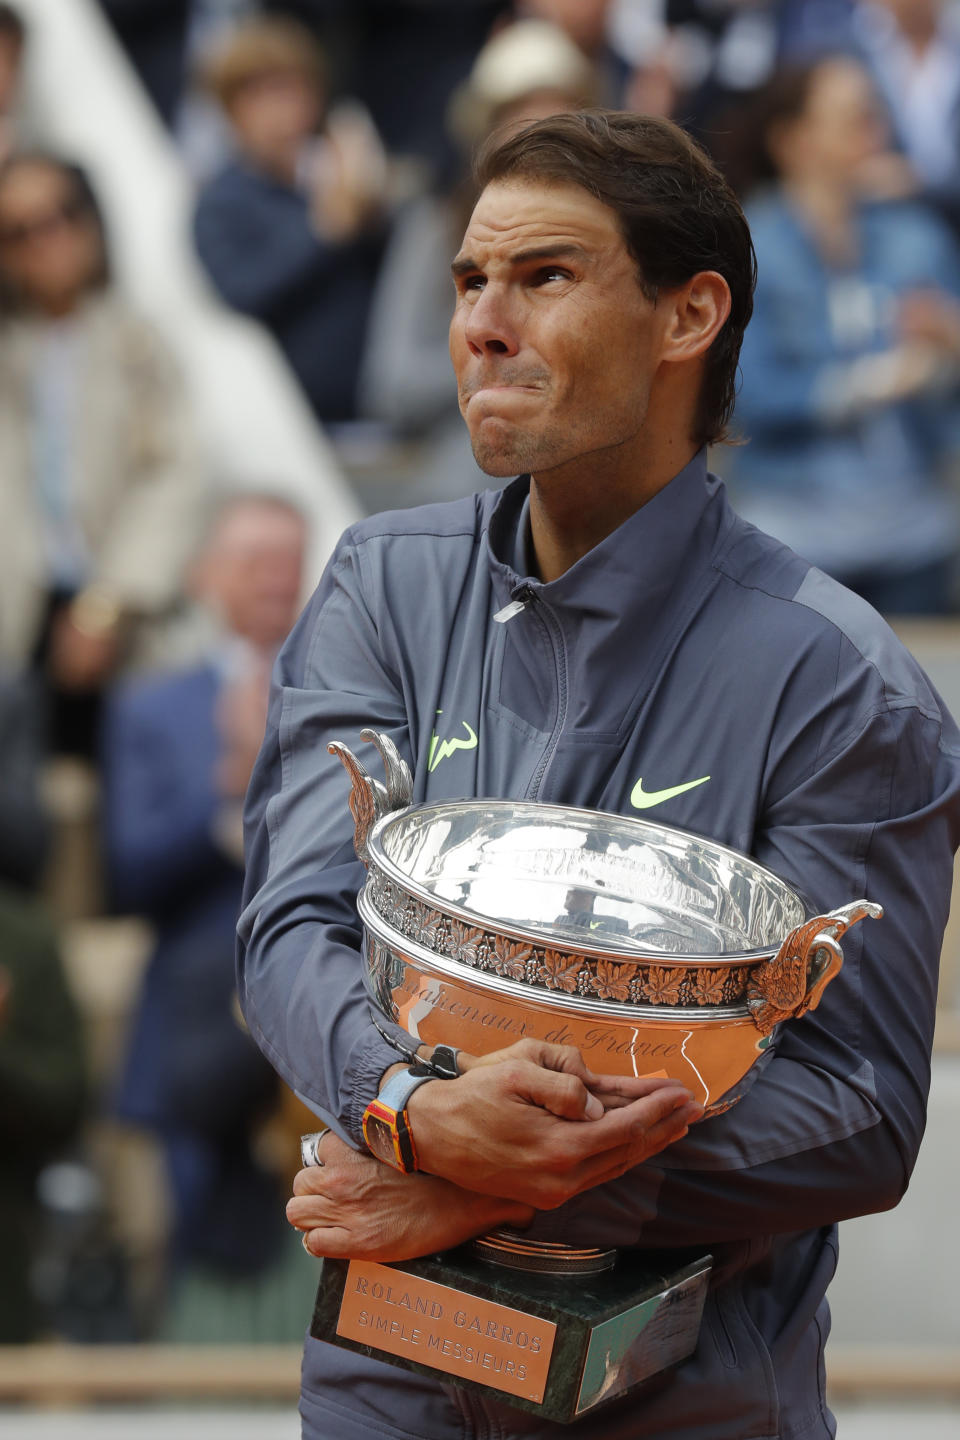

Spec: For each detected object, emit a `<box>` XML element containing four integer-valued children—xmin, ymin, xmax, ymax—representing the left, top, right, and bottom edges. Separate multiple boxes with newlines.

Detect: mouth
<box><xmin>463</xmin><ymin>383</ymin><xmax>543</xmax><ymax>409</ymax></box>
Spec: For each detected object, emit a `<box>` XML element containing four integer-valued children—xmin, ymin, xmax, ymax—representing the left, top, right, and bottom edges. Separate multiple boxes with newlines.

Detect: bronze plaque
<box><xmin>336</xmin><ymin>1259</ymin><xmax>557</xmax><ymax>1403</ymax></box>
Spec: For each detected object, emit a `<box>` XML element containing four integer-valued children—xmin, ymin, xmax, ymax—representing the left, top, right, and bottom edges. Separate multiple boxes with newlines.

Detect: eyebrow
<box><xmin>450</xmin><ymin>242</ymin><xmax>591</xmax><ymax>278</ymax></box>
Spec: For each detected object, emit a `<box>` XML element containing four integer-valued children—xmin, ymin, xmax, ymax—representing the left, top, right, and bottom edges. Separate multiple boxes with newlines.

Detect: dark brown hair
<box><xmin>474</xmin><ymin>109</ymin><xmax>757</xmax><ymax>446</ymax></box>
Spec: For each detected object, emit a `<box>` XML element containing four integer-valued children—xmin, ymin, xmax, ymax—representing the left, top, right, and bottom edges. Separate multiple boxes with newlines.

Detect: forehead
<box><xmin>215</xmin><ymin>501</ymin><xmax>305</xmax><ymax>551</ymax></box>
<box><xmin>806</xmin><ymin>59</ymin><xmax>876</xmax><ymax>114</ymax></box>
<box><xmin>457</xmin><ymin>179</ymin><xmax>627</xmax><ymax>264</ymax></box>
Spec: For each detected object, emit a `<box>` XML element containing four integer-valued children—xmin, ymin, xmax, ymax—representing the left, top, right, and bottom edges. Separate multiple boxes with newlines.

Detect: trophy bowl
<box><xmin>333</xmin><ymin>731</ymin><xmax>881</xmax><ymax>1114</ymax></box>
<box><xmin>313</xmin><ymin>732</ymin><xmax>883</xmax><ymax>1420</ymax></box>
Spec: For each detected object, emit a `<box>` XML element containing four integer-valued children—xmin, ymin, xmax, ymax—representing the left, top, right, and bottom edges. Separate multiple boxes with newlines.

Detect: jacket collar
<box><xmin>485</xmin><ymin>449</ymin><xmax>723</xmax><ymax>622</ymax></box>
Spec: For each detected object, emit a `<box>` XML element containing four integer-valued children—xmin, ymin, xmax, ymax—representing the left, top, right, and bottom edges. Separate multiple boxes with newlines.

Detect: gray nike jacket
<box><xmin>238</xmin><ymin>451</ymin><xmax>960</xmax><ymax>1440</ymax></box>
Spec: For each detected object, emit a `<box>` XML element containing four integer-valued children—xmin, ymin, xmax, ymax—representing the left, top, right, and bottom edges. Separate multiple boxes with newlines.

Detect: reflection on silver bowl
<box><xmin>333</xmin><ymin>730</ymin><xmax>881</xmax><ymax>1112</ymax></box>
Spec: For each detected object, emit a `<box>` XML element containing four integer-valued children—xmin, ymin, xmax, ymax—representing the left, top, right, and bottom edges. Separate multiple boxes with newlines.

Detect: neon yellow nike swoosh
<box><xmin>630</xmin><ymin>775</ymin><xmax>710</xmax><ymax>810</ymax></box>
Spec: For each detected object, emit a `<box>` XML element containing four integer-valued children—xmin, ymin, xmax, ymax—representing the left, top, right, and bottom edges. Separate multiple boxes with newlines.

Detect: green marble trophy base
<box><xmin>311</xmin><ymin>1238</ymin><xmax>712</xmax><ymax>1424</ymax></box>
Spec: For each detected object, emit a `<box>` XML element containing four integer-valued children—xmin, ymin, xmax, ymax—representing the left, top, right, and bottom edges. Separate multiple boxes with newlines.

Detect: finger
<box><xmin>291</xmin><ymin>1165</ymin><xmax>331</xmax><ymax>1196</ymax></box>
<box><xmin>585</xmin><ymin>1073</ymin><xmax>692</xmax><ymax>1107</ymax></box>
<box><xmin>302</xmin><ymin>1225</ymin><xmax>352</xmax><ymax>1259</ymax></box>
<box><xmin>470</xmin><ymin>1039</ymin><xmax>587</xmax><ymax>1078</ymax></box>
<box><xmin>564</xmin><ymin>1101</ymin><xmax>702</xmax><ymax>1196</ymax></box>
<box><xmin>554</xmin><ymin>1084</ymin><xmax>695</xmax><ymax>1159</ymax></box>
<box><xmin>287</xmin><ymin>1191</ymin><xmax>343</xmax><ymax>1230</ymax></box>
<box><xmin>524</xmin><ymin>1041</ymin><xmax>589</xmax><ymax>1077</ymax></box>
<box><xmin>512</xmin><ymin>1060</ymin><xmax>602</xmax><ymax>1120</ymax></box>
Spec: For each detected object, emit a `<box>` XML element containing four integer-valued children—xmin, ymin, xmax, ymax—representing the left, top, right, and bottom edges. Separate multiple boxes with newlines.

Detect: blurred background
<box><xmin>0</xmin><ymin>0</ymin><xmax>956</xmax><ymax>1432</ymax></box>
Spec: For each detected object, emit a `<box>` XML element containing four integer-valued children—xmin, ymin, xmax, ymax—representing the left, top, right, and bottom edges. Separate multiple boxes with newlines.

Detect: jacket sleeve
<box><xmin>528</xmin><ymin>665</ymin><xmax>960</xmax><ymax>1253</ymax></box>
<box><xmin>237</xmin><ymin>534</ymin><xmax>412</xmax><ymax>1146</ymax></box>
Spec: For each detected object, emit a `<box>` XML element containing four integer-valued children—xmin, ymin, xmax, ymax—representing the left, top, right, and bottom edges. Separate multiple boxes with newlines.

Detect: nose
<box><xmin>463</xmin><ymin>283</ymin><xmax>520</xmax><ymax>358</ymax></box>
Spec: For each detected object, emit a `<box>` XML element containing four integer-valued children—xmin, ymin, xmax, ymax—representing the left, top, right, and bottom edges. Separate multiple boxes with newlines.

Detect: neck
<box><xmin>528</xmin><ymin>432</ymin><xmax>698</xmax><ymax>583</ymax></box>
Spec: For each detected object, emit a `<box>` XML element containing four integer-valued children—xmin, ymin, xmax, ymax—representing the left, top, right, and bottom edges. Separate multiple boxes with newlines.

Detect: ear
<box><xmin>660</xmin><ymin>271</ymin><xmax>731</xmax><ymax>365</ymax></box>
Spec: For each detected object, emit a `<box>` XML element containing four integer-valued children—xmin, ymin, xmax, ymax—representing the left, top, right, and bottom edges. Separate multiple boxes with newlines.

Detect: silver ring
<box><xmin>300</xmin><ymin>1130</ymin><xmax>329</xmax><ymax>1168</ymax></box>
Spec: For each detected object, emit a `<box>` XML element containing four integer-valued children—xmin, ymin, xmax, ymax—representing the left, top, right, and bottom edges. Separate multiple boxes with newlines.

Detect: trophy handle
<box><xmin>328</xmin><ymin>730</ymin><xmax>413</xmax><ymax>865</ymax></box>
<box><xmin>747</xmin><ymin>900</ymin><xmax>883</xmax><ymax>1037</ymax></box>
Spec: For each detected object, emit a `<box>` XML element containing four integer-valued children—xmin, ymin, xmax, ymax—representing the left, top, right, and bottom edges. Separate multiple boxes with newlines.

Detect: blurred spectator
<box><xmin>0</xmin><ymin>3</ymin><xmax>25</xmax><ymax>164</ymax></box>
<box><xmin>518</xmin><ymin>0</ymin><xmax>628</xmax><ymax>102</ymax></box>
<box><xmin>611</xmin><ymin>2</ymin><xmax>855</xmax><ymax>143</ymax></box>
<box><xmin>0</xmin><ymin>153</ymin><xmax>206</xmax><ymax>758</ymax></box>
<box><xmin>728</xmin><ymin>56</ymin><xmax>960</xmax><ymax>613</ymax></box>
<box><xmin>358</xmin><ymin>19</ymin><xmax>599</xmax><ymax>506</ymax></box>
<box><xmin>854</xmin><ymin>1</ymin><xmax>960</xmax><ymax>230</ymax></box>
<box><xmin>260</xmin><ymin>1</ymin><xmax>510</xmax><ymax>184</ymax></box>
<box><xmin>0</xmin><ymin>885</ymin><xmax>86</xmax><ymax>1341</ymax></box>
<box><xmin>194</xmin><ymin>16</ymin><xmax>387</xmax><ymax>427</ymax></box>
<box><xmin>102</xmin><ymin>493</ymin><xmax>308</xmax><ymax>1324</ymax></box>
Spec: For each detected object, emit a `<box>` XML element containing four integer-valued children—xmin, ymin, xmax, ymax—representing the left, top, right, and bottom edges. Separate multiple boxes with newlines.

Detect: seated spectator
<box><xmin>0</xmin><ymin>885</ymin><xmax>86</xmax><ymax>1341</ymax></box>
<box><xmin>727</xmin><ymin>56</ymin><xmax>960</xmax><ymax>614</ymax></box>
<box><xmin>194</xmin><ymin>17</ymin><xmax>387</xmax><ymax>428</ymax></box>
<box><xmin>358</xmin><ymin>19</ymin><xmax>599</xmax><ymax>506</ymax></box>
<box><xmin>102</xmin><ymin>492</ymin><xmax>311</xmax><ymax>1330</ymax></box>
<box><xmin>0</xmin><ymin>153</ymin><xmax>206</xmax><ymax>758</ymax></box>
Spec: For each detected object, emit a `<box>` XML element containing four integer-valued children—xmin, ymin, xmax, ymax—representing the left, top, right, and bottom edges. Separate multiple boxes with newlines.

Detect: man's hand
<box><xmin>407</xmin><ymin>1054</ymin><xmax>701</xmax><ymax>1209</ymax></box>
<box><xmin>288</xmin><ymin>1132</ymin><xmax>534</xmax><ymax>1261</ymax></box>
<box><xmin>461</xmin><ymin>1037</ymin><xmax>673</xmax><ymax>1111</ymax></box>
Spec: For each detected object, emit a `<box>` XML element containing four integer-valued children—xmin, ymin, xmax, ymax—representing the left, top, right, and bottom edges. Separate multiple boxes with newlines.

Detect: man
<box><xmin>238</xmin><ymin>111</ymin><xmax>960</xmax><ymax>1438</ymax></box>
<box><xmin>104</xmin><ymin>493</ymin><xmax>310</xmax><ymax>1311</ymax></box>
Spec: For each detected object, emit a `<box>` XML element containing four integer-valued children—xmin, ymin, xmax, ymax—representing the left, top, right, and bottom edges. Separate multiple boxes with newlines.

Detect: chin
<box><xmin>473</xmin><ymin>452</ymin><xmax>525</xmax><ymax>479</ymax></box>
<box><xmin>469</xmin><ymin>430</ymin><xmax>535</xmax><ymax>479</ymax></box>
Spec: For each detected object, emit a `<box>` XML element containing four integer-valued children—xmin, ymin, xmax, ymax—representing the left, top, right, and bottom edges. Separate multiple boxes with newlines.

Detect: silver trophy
<box><xmin>310</xmin><ymin>729</ymin><xmax>881</xmax><ymax>1422</ymax></box>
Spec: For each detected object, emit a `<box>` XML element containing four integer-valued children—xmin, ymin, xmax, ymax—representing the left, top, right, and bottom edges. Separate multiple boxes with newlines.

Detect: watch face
<box><xmin>363</xmin><ymin>1109</ymin><xmax>404</xmax><ymax>1170</ymax></box>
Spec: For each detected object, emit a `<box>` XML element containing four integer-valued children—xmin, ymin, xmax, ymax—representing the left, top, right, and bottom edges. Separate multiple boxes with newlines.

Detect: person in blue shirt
<box><xmin>728</xmin><ymin>54</ymin><xmax>960</xmax><ymax>613</ymax></box>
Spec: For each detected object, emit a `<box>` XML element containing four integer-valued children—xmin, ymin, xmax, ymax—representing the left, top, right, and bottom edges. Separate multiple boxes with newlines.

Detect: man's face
<box><xmin>200</xmin><ymin>502</ymin><xmax>306</xmax><ymax>650</ymax></box>
<box><xmin>449</xmin><ymin>179</ymin><xmax>668</xmax><ymax>479</ymax></box>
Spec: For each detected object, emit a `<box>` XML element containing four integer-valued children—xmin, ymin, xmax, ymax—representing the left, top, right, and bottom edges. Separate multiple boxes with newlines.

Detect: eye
<box><xmin>457</xmin><ymin>272</ymin><xmax>485</xmax><ymax>294</ymax></box>
<box><xmin>532</xmin><ymin>266</ymin><xmax>572</xmax><ymax>286</ymax></box>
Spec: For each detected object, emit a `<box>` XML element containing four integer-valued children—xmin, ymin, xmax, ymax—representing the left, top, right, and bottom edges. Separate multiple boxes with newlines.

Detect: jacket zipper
<box><xmin>516</xmin><ymin>584</ymin><xmax>569</xmax><ymax>801</ymax></box>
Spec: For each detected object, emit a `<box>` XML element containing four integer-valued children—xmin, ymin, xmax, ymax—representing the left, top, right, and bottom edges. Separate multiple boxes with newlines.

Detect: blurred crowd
<box><xmin>4</xmin><ymin>0</ymin><xmax>960</xmax><ymax>1349</ymax></box>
